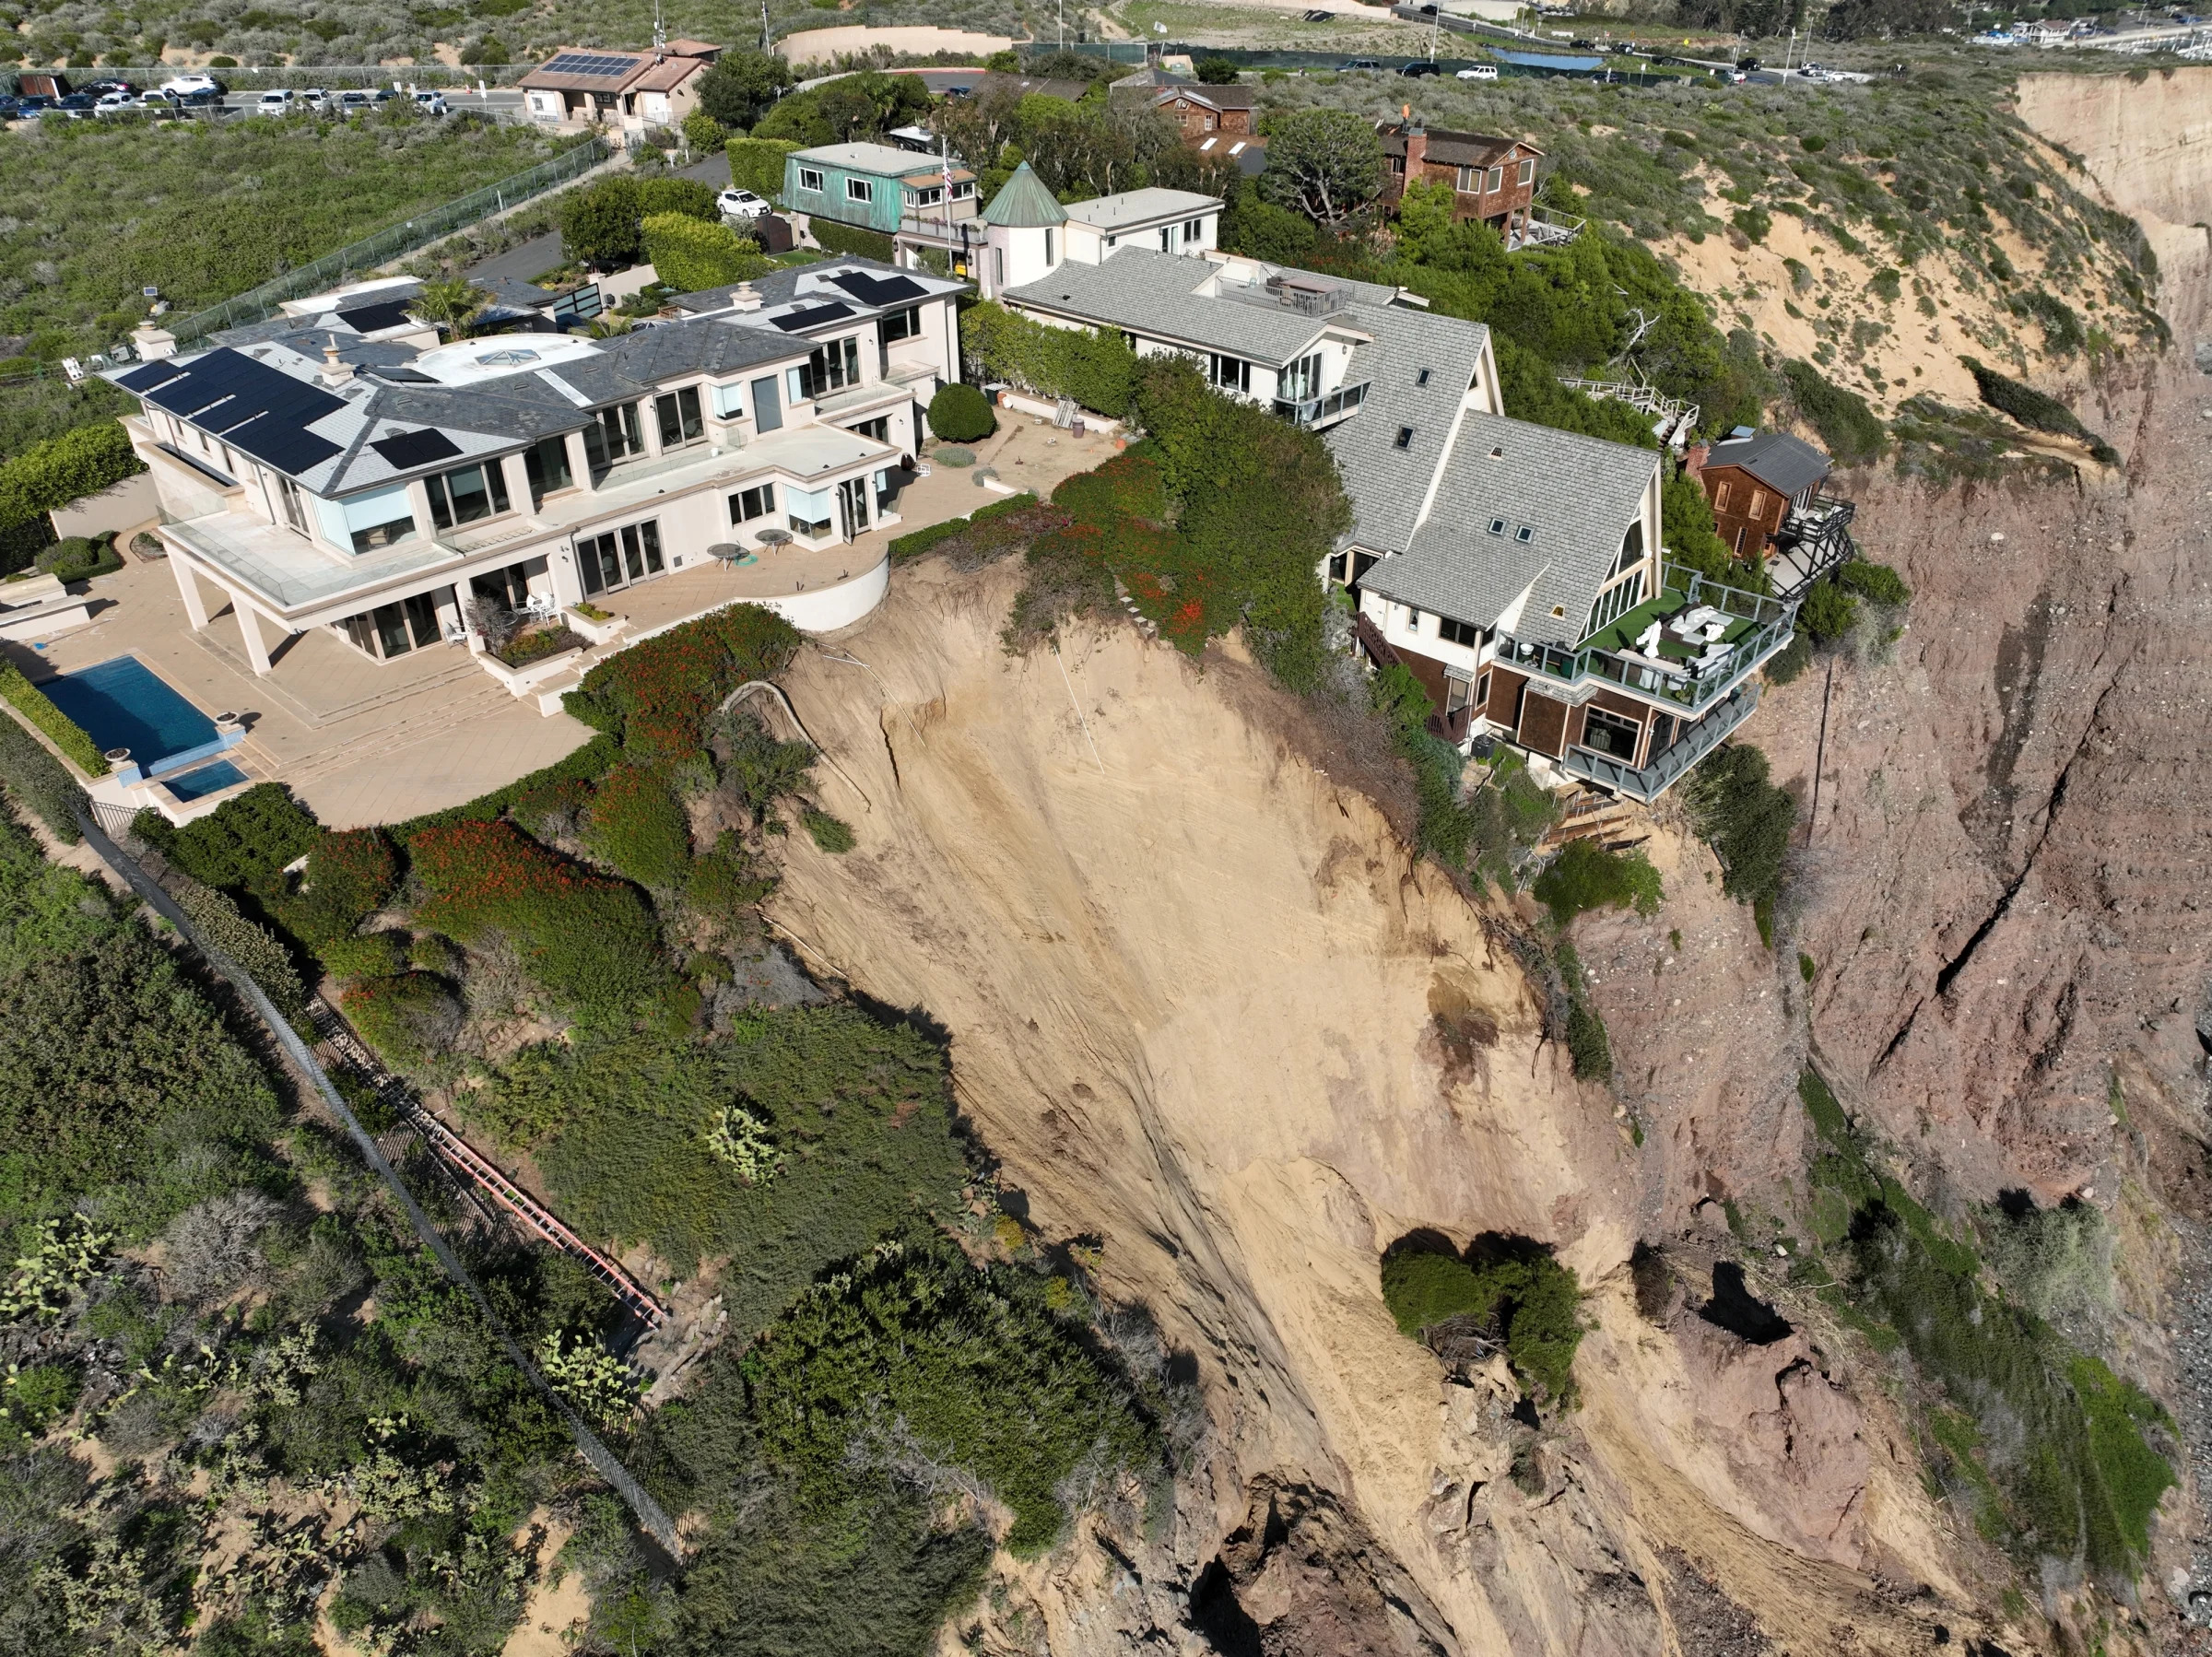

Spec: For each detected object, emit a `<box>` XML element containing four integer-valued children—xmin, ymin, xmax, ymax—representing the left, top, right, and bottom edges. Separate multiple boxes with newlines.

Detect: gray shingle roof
<box><xmin>1003</xmin><ymin>247</ymin><xmax>1341</xmax><ymax>367</ymax></box>
<box><xmin>1705</xmin><ymin>428</ymin><xmax>1828</xmax><ymax>496</ymax></box>
<box><xmin>1359</xmin><ymin>411</ymin><xmax>1657</xmax><ymax>645</ymax></box>
<box><xmin>1322</xmin><ymin>300</ymin><xmax>1488</xmax><ymax>556</ymax></box>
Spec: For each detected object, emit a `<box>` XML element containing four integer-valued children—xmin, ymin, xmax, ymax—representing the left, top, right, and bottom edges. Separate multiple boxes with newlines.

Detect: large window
<box><xmin>797</xmin><ymin>167</ymin><xmax>824</xmax><ymax>193</ymax></box>
<box><xmin>424</xmin><ymin>461</ymin><xmax>512</xmax><ymax>532</ymax></box>
<box><xmin>1580</xmin><ymin>705</ymin><xmax>1641</xmax><ymax>761</ymax></box>
<box><xmin>882</xmin><ymin>306</ymin><xmax>921</xmax><ymax>344</ymax></box>
<box><xmin>1209</xmin><ymin>354</ymin><xmax>1250</xmax><ymax>394</ymax></box>
<box><xmin>1486</xmin><ymin>165</ymin><xmax>1504</xmax><ymax>194</ymax></box>
<box><xmin>1280</xmin><ymin>352</ymin><xmax>1323</xmax><ymax>403</ymax></box>
<box><xmin>730</xmin><ymin>482</ymin><xmax>777</xmax><ymax>523</ymax></box>
<box><xmin>524</xmin><ymin>433</ymin><xmax>573</xmax><ymax>507</ymax></box>
<box><xmin>582</xmin><ymin>403</ymin><xmax>643</xmax><ymax>483</ymax></box>
<box><xmin>1517</xmin><ymin>159</ymin><xmax>1535</xmax><ymax>186</ymax></box>
<box><xmin>793</xmin><ymin>335</ymin><xmax>862</xmax><ymax>401</ymax></box>
<box><xmin>846</xmin><ymin>177</ymin><xmax>874</xmax><ymax>204</ymax></box>
<box><xmin>654</xmin><ymin>386</ymin><xmax>704</xmax><ymax>449</ymax></box>
<box><xmin>784</xmin><ymin>486</ymin><xmax>833</xmax><ymax>539</ymax></box>
<box><xmin>1583</xmin><ymin>570</ymin><xmax>1646</xmax><ymax>638</ymax></box>
<box><xmin>1441</xmin><ymin>616</ymin><xmax>1479</xmax><ymax>647</ymax></box>
<box><xmin>313</xmin><ymin>483</ymin><xmax>417</xmax><ymax>554</ymax></box>
<box><xmin>711</xmin><ymin>381</ymin><xmax>746</xmax><ymax>419</ymax></box>
<box><xmin>341</xmin><ymin>591</ymin><xmax>443</xmax><ymax>660</ymax></box>
<box><xmin>575</xmin><ymin>520</ymin><xmax>665</xmax><ymax>595</ymax></box>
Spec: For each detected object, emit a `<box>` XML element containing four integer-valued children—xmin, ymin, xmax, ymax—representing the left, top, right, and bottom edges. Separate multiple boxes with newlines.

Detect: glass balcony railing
<box><xmin>1492</xmin><ymin>564</ymin><xmax>1796</xmax><ymax>714</ymax></box>
<box><xmin>1274</xmin><ymin>380</ymin><xmax>1369</xmax><ymax>428</ymax></box>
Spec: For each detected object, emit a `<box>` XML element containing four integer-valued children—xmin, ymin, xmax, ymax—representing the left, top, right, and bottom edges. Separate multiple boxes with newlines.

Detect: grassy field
<box><xmin>0</xmin><ymin>109</ymin><xmax>584</xmax><ymax>454</ymax></box>
<box><xmin>1107</xmin><ymin>0</ymin><xmax>1431</xmax><ymax>51</ymax></box>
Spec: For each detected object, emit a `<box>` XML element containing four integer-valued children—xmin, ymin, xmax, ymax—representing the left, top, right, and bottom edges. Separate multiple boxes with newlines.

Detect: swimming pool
<box><xmin>165</xmin><ymin>760</ymin><xmax>248</xmax><ymax>802</ymax></box>
<box><xmin>41</xmin><ymin>655</ymin><xmax>218</xmax><ymax>768</ymax></box>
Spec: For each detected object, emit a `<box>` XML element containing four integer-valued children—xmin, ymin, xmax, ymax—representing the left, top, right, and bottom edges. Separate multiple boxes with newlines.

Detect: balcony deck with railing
<box><xmin>1275</xmin><ymin>380</ymin><xmax>1370</xmax><ymax>429</ymax></box>
<box><xmin>1493</xmin><ymin>566</ymin><xmax>1795</xmax><ymax>717</ymax></box>
<box><xmin>1562</xmin><ymin>682</ymin><xmax>1761</xmax><ymax>803</ymax></box>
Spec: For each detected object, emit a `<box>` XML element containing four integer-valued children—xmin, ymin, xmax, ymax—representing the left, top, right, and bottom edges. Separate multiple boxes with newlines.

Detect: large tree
<box><xmin>1259</xmin><ymin>107</ymin><xmax>1384</xmax><ymax>228</ymax></box>
<box><xmin>694</xmin><ymin>49</ymin><xmax>795</xmax><ymax>132</ymax></box>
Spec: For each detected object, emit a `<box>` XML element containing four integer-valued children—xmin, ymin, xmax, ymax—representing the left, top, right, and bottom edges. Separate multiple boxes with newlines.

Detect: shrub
<box><xmin>725</xmin><ymin>135</ymin><xmax>800</xmax><ymax>201</ymax></box>
<box><xmin>318</xmin><ymin>932</ymin><xmax>406</xmax><ymax>982</ymax></box>
<box><xmin>1732</xmin><ymin>206</ymin><xmax>1772</xmax><ymax>243</ymax></box>
<box><xmin>743</xmin><ymin>1236</ymin><xmax>1158</xmax><ymax>1556</ymax></box>
<box><xmin>136</xmin><ymin>782</ymin><xmax>317</xmax><ymax>888</ymax></box>
<box><xmin>1836</xmin><ymin>559</ymin><xmax>1910</xmax><ymax>607</ymax></box>
<box><xmin>888</xmin><ymin>492</ymin><xmax>1038</xmax><ymax>561</ymax></box>
<box><xmin>567</xmin><ymin>607</ymin><xmax>800</xmax><ymax>769</ymax></box>
<box><xmin>171</xmin><ymin>877</ymin><xmax>306</xmax><ymax>1016</ymax></box>
<box><xmin>641</xmin><ymin>212</ymin><xmax>771</xmax><ymax>294</ymax></box>
<box><xmin>800</xmin><ymin>809</ymin><xmax>853</xmax><ymax>853</ymax></box>
<box><xmin>1532</xmin><ymin>839</ymin><xmax>1663</xmax><ymax>927</ymax></box>
<box><xmin>582</xmin><ymin>764</ymin><xmax>691</xmax><ymax>888</ymax></box>
<box><xmin>409</xmin><ymin>818</ymin><xmax>666</xmax><ymax>1017</ymax></box>
<box><xmin>680</xmin><ymin>110</ymin><xmax>725</xmax><ymax>152</ymax></box>
<box><xmin>959</xmin><ymin>300</ymin><xmax>1141</xmax><ymax>418</ymax></box>
<box><xmin>0</xmin><ymin>422</ymin><xmax>144</xmax><ymax>541</ymax></box>
<box><xmin>1959</xmin><ymin>357</ymin><xmax>2118</xmax><ymax>464</ymax></box>
<box><xmin>276</xmin><ymin>828</ymin><xmax>398</xmax><ymax>946</ymax></box>
<box><xmin>343</xmin><ymin>970</ymin><xmax>464</xmax><ymax>1074</ymax></box>
<box><xmin>1379</xmin><ymin>1242</ymin><xmax>1583</xmax><ymax>1404</ymax></box>
<box><xmin>687</xmin><ymin>841</ymin><xmax>776</xmax><ymax>927</ymax></box>
<box><xmin>1781</xmin><ymin>359</ymin><xmax>1887</xmax><ymax>466</ymax></box>
<box><xmin>1680</xmin><ymin>744</ymin><xmax>1794</xmax><ymax>918</ymax></box>
<box><xmin>35</xmin><ymin>535</ymin><xmax>123</xmax><ymax>582</ymax></box>
<box><xmin>926</xmin><ymin>382</ymin><xmax>995</xmax><ymax>444</ymax></box>
<box><xmin>1763</xmin><ymin>630</ymin><xmax>1814</xmax><ymax>686</ymax></box>
<box><xmin>0</xmin><ymin>708</ymin><xmax>87</xmax><ymax>841</ymax></box>
<box><xmin>0</xmin><ymin>664</ymin><xmax>107</xmax><ymax>777</ymax></box>
<box><xmin>1799</xmin><ymin>576</ymin><xmax>1859</xmax><ymax>642</ymax></box>
<box><xmin>932</xmin><ymin>446</ymin><xmax>973</xmax><ymax>467</ymax></box>
<box><xmin>808</xmin><ymin>218</ymin><xmax>895</xmax><ymax>263</ymax></box>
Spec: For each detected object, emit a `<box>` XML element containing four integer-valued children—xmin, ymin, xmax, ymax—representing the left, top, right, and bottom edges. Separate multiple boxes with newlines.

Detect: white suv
<box><xmin>256</xmin><ymin>88</ymin><xmax>293</xmax><ymax>110</ymax></box>
<box><xmin>160</xmin><ymin>73</ymin><xmax>220</xmax><ymax>96</ymax></box>
<box><xmin>717</xmin><ymin>187</ymin><xmax>770</xmax><ymax>221</ymax></box>
<box><xmin>412</xmin><ymin>89</ymin><xmax>449</xmax><ymax>114</ymax></box>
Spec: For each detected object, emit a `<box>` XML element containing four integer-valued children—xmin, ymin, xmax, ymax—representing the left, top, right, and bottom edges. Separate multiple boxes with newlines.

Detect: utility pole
<box><xmin>759</xmin><ymin>0</ymin><xmax>771</xmax><ymax>53</ymax></box>
<box><xmin>1430</xmin><ymin>1</ymin><xmax>1441</xmax><ymax>60</ymax></box>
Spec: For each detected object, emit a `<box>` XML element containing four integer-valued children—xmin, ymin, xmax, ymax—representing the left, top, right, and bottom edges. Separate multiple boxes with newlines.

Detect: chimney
<box><xmin>1405</xmin><ymin>118</ymin><xmax>1427</xmax><ymax>180</ymax></box>
<box><xmin>1684</xmin><ymin>442</ymin><xmax>1710</xmax><ymax>481</ymax></box>
<box><xmin>731</xmin><ymin>281</ymin><xmax>762</xmax><ymax>313</ymax></box>
<box><xmin>320</xmin><ymin>342</ymin><xmax>354</xmax><ymax>385</ymax></box>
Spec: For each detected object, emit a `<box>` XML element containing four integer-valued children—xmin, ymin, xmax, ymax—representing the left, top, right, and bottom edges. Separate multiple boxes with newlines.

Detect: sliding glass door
<box><xmin>575</xmin><ymin>520</ymin><xmax>665</xmax><ymax>596</ymax></box>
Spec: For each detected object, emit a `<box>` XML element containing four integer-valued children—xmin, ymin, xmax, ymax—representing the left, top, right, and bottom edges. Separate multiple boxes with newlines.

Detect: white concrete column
<box><xmin>548</xmin><ymin>546</ymin><xmax>584</xmax><ymax>609</ymax></box>
<box><xmin>235</xmin><ymin>598</ymin><xmax>274</xmax><ymax>676</ymax></box>
<box><xmin>566</xmin><ymin>430</ymin><xmax>593</xmax><ymax>493</ymax></box>
<box><xmin>171</xmin><ymin>551</ymin><xmax>209</xmax><ymax>629</ymax></box>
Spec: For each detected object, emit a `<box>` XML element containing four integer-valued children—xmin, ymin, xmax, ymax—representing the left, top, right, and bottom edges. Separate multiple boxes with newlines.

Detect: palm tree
<box><xmin>412</xmin><ymin>278</ymin><xmax>491</xmax><ymax>340</ymax></box>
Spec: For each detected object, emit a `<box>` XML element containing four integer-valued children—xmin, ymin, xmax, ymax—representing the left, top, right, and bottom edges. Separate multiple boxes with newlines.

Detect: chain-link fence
<box><xmin>168</xmin><ymin>135</ymin><xmax>611</xmax><ymax>346</ymax></box>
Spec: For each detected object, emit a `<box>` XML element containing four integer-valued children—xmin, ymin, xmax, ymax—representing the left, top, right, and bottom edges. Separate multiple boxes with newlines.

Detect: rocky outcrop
<box><xmin>765</xmin><ymin>563</ymin><xmax>1994</xmax><ymax>1655</ymax></box>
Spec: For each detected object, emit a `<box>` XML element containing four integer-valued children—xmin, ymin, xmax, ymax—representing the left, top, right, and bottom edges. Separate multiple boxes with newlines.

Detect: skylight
<box><xmin>1515</xmin><ymin>525</ymin><xmax>1535</xmax><ymax>543</ymax></box>
<box><xmin>1488</xmin><ymin>518</ymin><xmax>1506</xmax><ymax>535</ymax></box>
<box><xmin>1416</xmin><ymin>368</ymin><xmax>1430</xmax><ymax>386</ymax></box>
<box><xmin>1394</xmin><ymin>427</ymin><xmax>1415</xmax><ymax>449</ymax></box>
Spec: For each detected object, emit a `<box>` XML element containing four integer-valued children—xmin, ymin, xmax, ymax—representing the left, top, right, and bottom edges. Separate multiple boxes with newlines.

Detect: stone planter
<box><xmin>566</xmin><ymin>606</ymin><xmax>628</xmax><ymax>647</ymax></box>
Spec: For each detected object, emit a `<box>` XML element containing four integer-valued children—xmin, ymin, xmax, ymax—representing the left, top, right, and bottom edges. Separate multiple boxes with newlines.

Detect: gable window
<box><xmin>654</xmin><ymin>385</ymin><xmax>705</xmax><ymax>449</ymax></box>
<box><xmin>1517</xmin><ymin>158</ymin><xmax>1535</xmax><ymax>186</ymax></box>
<box><xmin>730</xmin><ymin>482</ymin><xmax>777</xmax><ymax>523</ymax></box>
<box><xmin>797</xmin><ymin>167</ymin><xmax>825</xmax><ymax>193</ymax></box>
<box><xmin>524</xmin><ymin>433</ymin><xmax>574</xmax><ymax>507</ymax></box>
<box><xmin>1612</xmin><ymin>520</ymin><xmax>1644</xmax><ymax>578</ymax></box>
<box><xmin>582</xmin><ymin>402</ymin><xmax>643</xmax><ymax>483</ymax></box>
<box><xmin>1487</xmin><ymin>165</ymin><xmax>1504</xmax><ymax>193</ymax></box>
<box><xmin>846</xmin><ymin>177</ymin><xmax>874</xmax><ymax>204</ymax></box>
<box><xmin>1441</xmin><ymin>616</ymin><xmax>1479</xmax><ymax>647</ymax></box>
<box><xmin>1584</xmin><ymin>569</ymin><xmax>1645</xmax><ymax>636</ymax></box>
<box><xmin>424</xmin><ymin>460</ymin><xmax>512</xmax><ymax>532</ymax></box>
<box><xmin>1394</xmin><ymin>427</ymin><xmax>1415</xmax><ymax>450</ymax></box>
<box><xmin>1209</xmin><ymin>353</ymin><xmax>1251</xmax><ymax>394</ymax></box>
<box><xmin>881</xmin><ymin>305</ymin><xmax>921</xmax><ymax>343</ymax></box>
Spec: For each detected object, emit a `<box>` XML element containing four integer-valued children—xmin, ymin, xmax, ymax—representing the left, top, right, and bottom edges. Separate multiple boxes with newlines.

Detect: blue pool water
<box><xmin>41</xmin><ymin>655</ymin><xmax>218</xmax><ymax>767</ymax></box>
<box><xmin>165</xmin><ymin>760</ymin><xmax>248</xmax><ymax>802</ymax></box>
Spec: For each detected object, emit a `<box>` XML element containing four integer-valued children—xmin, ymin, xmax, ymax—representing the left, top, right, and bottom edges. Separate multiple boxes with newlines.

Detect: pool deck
<box><xmin>3</xmin><ymin>415</ymin><xmax>1114</xmax><ymax>829</ymax></box>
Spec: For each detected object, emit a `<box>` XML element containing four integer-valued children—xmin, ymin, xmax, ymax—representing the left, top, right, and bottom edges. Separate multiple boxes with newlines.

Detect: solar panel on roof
<box><xmin>364</xmin><ymin>365</ymin><xmax>437</xmax><ymax>383</ymax></box>
<box><xmin>115</xmin><ymin>358</ymin><xmax>186</xmax><ymax>393</ymax></box>
<box><xmin>227</xmin><ymin>418</ymin><xmax>342</xmax><ymax>476</ymax></box>
<box><xmin>336</xmin><ymin>300</ymin><xmax>415</xmax><ymax>334</ymax></box>
<box><xmin>540</xmin><ymin>51</ymin><xmax>638</xmax><ymax>76</ymax></box>
<box><xmin>771</xmin><ymin>301</ymin><xmax>855</xmax><ymax>333</ymax></box>
<box><xmin>370</xmin><ymin>429</ymin><xmax>463</xmax><ymax>469</ymax></box>
<box><xmin>830</xmin><ymin>271</ymin><xmax>925</xmax><ymax>308</ymax></box>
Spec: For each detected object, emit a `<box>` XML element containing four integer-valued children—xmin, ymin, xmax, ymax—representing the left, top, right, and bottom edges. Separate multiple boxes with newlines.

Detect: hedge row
<box><xmin>889</xmin><ymin>490</ymin><xmax>1039</xmax><ymax>562</ymax></box>
<box><xmin>0</xmin><ymin>424</ymin><xmax>144</xmax><ymax>538</ymax></box>
<box><xmin>0</xmin><ymin>664</ymin><xmax>108</xmax><ymax>777</ymax></box>
<box><xmin>809</xmin><ymin>217</ymin><xmax>895</xmax><ymax>264</ymax></box>
<box><xmin>0</xmin><ymin>709</ymin><xmax>86</xmax><ymax>842</ymax></box>
<box><xmin>725</xmin><ymin>135</ymin><xmax>798</xmax><ymax>202</ymax></box>
<box><xmin>641</xmin><ymin>211</ymin><xmax>772</xmax><ymax>295</ymax></box>
<box><xmin>959</xmin><ymin>300</ymin><xmax>1140</xmax><ymax>419</ymax></box>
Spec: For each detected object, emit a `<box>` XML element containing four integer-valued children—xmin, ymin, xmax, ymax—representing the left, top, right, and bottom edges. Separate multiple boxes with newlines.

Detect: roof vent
<box><xmin>1394</xmin><ymin>427</ymin><xmax>1414</xmax><ymax>449</ymax></box>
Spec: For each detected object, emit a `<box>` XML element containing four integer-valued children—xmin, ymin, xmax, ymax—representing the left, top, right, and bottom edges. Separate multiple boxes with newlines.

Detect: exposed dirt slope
<box><xmin>2018</xmin><ymin>68</ymin><xmax>2212</xmax><ymax>292</ymax></box>
<box><xmin>762</xmin><ymin>564</ymin><xmax>2006</xmax><ymax>1655</ymax></box>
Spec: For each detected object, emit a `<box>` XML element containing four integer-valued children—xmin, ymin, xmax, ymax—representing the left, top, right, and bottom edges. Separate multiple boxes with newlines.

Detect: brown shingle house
<box><xmin>1690</xmin><ymin>428</ymin><xmax>1831</xmax><ymax>563</ymax></box>
<box><xmin>1376</xmin><ymin>118</ymin><xmax>1542</xmax><ymax>239</ymax></box>
<box><xmin>1154</xmin><ymin>83</ymin><xmax>1262</xmax><ymax>140</ymax></box>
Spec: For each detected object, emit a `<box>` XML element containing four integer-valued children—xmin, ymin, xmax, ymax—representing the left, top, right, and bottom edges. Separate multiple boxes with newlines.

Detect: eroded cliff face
<box><xmin>762</xmin><ymin>565</ymin><xmax>2004</xmax><ymax>1656</ymax></box>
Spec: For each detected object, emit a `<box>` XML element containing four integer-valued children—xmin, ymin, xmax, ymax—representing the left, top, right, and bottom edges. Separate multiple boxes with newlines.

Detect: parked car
<box><xmin>1398</xmin><ymin>58</ymin><xmax>1440</xmax><ymax>76</ymax></box>
<box><xmin>1570</xmin><ymin>36</ymin><xmax>1596</xmax><ymax>47</ymax></box>
<box><xmin>336</xmin><ymin>88</ymin><xmax>378</xmax><ymax>113</ymax></box>
<box><xmin>41</xmin><ymin>93</ymin><xmax>99</xmax><ymax>118</ymax></box>
<box><xmin>300</xmin><ymin>86</ymin><xmax>329</xmax><ymax>107</ymax></box>
<box><xmin>256</xmin><ymin>88</ymin><xmax>294</xmax><ymax>110</ymax></box>
<box><xmin>716</xmin><ymin>187</ymin><xmax>770</xmax><ymax>220</ymax></box>
<box><xmin>412</xmin><ymin>89</ymin><xmax>449</xmax><ymax>114</ymax></box>
<box><xmin>1736</xmin><ymin>54</ymin><xmax>1760</xmax><ymax>69</ymax></box>
<box><xmin>160</xmin><ymin>73</ymin><xmax>226</xmax><ymax>96</ymax></box>
<box><xmin>0</xmin><ymin>97</ymin><xmax>21</xmax><ymax>121</ymax></box>
<box><xmin>79</xmin><ymin>77</ymin><xmax>138</xmax><ymax>98</ymax></box>
<box><xmin>12</xmin><ymin>93</ymin><xmax>54</xmax><ymax>113</ymax></box>
<box><xmin>1340</xmin><ymin>57</ymin><xmax>1384</xmax><ymax>70</ymax></box>
<box><xmin>1455</xmin><ymin>63</ymin><xmax>1499</xmax><ymax>78</ymax></box>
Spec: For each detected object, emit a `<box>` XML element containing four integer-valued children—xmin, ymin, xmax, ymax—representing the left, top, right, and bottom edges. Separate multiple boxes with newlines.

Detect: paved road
<box><xmin>463</xmin><ymin>148</ymin><xmax>731</xmax><ymax>283</ymax></box>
